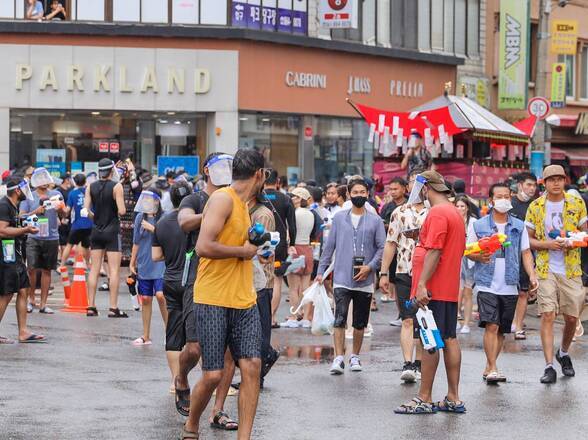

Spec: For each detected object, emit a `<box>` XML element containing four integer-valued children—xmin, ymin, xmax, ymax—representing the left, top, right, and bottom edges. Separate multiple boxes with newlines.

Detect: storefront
<box><xmin>0</xmin><ymin>35</ymin><xmax>459</xmax><ymax>181</ymax></box>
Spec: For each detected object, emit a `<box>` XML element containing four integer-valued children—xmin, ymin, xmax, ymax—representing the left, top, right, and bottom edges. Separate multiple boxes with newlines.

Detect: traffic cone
<box><xmin>59</xmin><ymin>266</ymin><xmax>71</xmax><ymax>307</ymax></box>
<box><xmin>62</xmin><ymin>254</ymin><xmax>89</xmax><ymax>314</ymax></box>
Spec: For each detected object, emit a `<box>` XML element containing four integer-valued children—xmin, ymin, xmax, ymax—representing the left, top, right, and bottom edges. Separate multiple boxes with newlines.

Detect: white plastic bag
<box><xmin>290</xmin><ymin>281</ymin><xmax>334</xmax><ymax>336</ymax></box>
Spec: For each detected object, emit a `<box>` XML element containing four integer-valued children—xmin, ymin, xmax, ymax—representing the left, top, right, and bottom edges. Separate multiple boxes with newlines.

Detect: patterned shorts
<box><xmin>195</xmin><ymin>303</ymin><xmax>262</xmax><ymax>371</ymax></box>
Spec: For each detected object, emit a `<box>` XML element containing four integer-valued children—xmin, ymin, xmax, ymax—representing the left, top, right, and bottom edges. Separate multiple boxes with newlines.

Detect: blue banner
<box><xmin>292</xmin><ymin>9</ymin><xmax>307</xmax><ymax>34</ymax></box>
<box><xmin>277</xmin><ymin>7</ymin><xmax>292</xmax><ymax>32</ymax></box>
<box><xmin>71</xmin><ymin>162</ymin><xmax>83</xmax><ymax>174</ymax></box>
<box><xmin>37</xmin><ymin>161</ymin><xmax>66</xmax><ymax>178</ymax></box>
<box><xmin>157</xmin><ymin>156</ymin><xmax>200</xmax><ymax>177</ymax></box>
<box><xmin>530</xmin><ymin>151</ymin><xmax>545</xmax><ymax>179</ymax></box>
<box><xmin>247</xmin><ymin>1</ymin><xmax>262</xmax><ymax>29</ymax></box>
<box><xmin>231</xmin><ymin>0</ymin><xmax>247</xmax><ymax>27</ymax></box>
<box><xmin>262</xmin><ymin>5</ymin><xmax>277</xmax><ymax>31</ymax></box>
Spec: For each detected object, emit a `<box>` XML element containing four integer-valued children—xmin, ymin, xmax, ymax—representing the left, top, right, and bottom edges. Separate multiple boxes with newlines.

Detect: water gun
<box><xmin>405</xmin><ymin>299</ymin><xmax>445</xmax><ymax>354</ymax></box>
<box><xmin>248</xmin><ymin>222</ymin><xmax>280</xmax><ymax>258</ymax></box>
<box><xmin>21</xmin><ymin>214</ymin><xmax>39</xmax><ymax>228</ymax></box>
<box><xmin>549</xmin><ymin>229</ymin><xmax>588</xmax><ymax>248</ymax></box>
<box><xmin>41</xmin><ymin>195</ymin><xmax>65</xmax><ymax>210</ymax></box>
<box><xmin>464</xmin><ymin>233</ymin><xmax>511</xmax><ymax>256</ymax></box>
<box><xmin>274</xmin><ymin>255</ymin><xmax>306</xmax><ymax>277</ymax></box>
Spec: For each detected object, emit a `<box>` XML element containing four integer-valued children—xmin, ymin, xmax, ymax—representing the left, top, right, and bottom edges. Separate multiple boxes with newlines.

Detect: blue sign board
<box><xmin>71</xmin><ymin>162</ymin><xmax>83</xmax><ymax>174</ymax></box>
<box><xmin>37</xmin><ymin>161</ymin><xmax>66</xmax><ymax>177</ymax></box>
<box><xmin>157</xmin><ymin>156</ymin><xmax>200</xmax><ymax>177</ymax></box>
<box><xmin>530</xmin><ymin>151</ymin><xmax>545</xmax><ymax>179</ymax></box>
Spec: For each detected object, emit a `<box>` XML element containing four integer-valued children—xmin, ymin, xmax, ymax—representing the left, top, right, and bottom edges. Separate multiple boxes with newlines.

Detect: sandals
<box><xmin>132</xmin><ymin>337</ymin><xmax>152</xmax><ymax>346</ymax></box>
<box><xmin>485</xmin><ymin>371</ymin><xmax>500</xmax><ymax>384</ymax></box>
<box><xmin>433</xmin><ymin>396</ymin><xmax>466</xmax><ymax>413</ymax></box>
<box><xmin>210</xmin><ymin>410</ymin><xmax>238</xmax><ymax>430</ymax></box>
<box><xmin>19</xmin><ymin>334</ymin><xmax>46</xmax><ymax>343</ymax></box>
<box><xmin>514</xmin><ymin>330</ymin><xmax>526</xmax><ymax>340</ymax></box>
<box><xmin>180</xmin><ymin>424</ymin><xmax>199</xmax><ymax>439</ymax></box>
<box><xmin>108</xmin><ymin>308</ymin><xmax>128</xmax><ymax>318</ymax></box>
<box><xmin>394</xmin><ymin>397</ymin><xmax>437</xmax><ymax>414</ymax></box>
<box><xmin>86</xmin><ymin>307</ymin><xmax>99</xmax><ymax>317</ymax></box>
<box><xmin>174</xmin><ymin>376</ymin><xmax>191</xmax><ymax>417</ymax></box>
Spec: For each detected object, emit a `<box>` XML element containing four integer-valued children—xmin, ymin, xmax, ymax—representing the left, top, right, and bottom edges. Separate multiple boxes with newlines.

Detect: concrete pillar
<box><xmin>207</xmin><ymin>111</ymin><xmax>239</xmax><ymax>155</ymax></box>
<box><xmin>0</xmin><ymin>108</ymin><xmax>9</xmax><ymax>170</ymax></box>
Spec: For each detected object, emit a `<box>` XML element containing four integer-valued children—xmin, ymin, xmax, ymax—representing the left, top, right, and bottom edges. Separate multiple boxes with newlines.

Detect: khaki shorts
<box><xmin>538</xmin><ymin>273</ymin><xmax>585</xmax><ymax>318</ymax></box>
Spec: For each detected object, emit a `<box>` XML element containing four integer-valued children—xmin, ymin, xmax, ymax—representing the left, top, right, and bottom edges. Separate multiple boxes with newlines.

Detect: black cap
<box><xmin>98</xmin><ymin>158</ymin><xmax>114</xmax><ymax>178</ymax></box>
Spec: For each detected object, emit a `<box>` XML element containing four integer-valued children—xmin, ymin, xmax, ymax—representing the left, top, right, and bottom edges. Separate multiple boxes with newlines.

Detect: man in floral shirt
<box><xmin>525</xmin><ymin>165</ymin><xmax>587</xmax><ymax>384</ymax></box>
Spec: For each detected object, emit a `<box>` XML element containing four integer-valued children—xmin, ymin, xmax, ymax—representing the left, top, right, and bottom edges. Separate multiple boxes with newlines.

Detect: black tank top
<box><xmin>90</xmin><ymin>180</ymin><xmax>120</xmax><ymax>232</ymax></box>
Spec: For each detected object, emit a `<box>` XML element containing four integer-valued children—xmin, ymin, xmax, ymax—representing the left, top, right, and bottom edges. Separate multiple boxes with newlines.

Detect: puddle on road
<box><xmin>279</xmin><ymin>345</ymin><xmax>334</xmax><ymax>363</ymax></box>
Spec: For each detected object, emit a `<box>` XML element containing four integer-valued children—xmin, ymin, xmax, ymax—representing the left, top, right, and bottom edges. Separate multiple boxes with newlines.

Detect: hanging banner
<box><xmin>231</xmin><ymin>0</ymin><xmax>247</xmax><ymax>27</ymax></box>
<box><xmin>551</xmin><ymin>63</ymin><xmax>566</xmax><ymax>109</ymax></box>
<box><xmin>551</xmin><ymin>20</ymin><xmax>578</xmax><ymax>55</ymax></box>
<box><xmin>318</xmin><ymin>0</ymin><xmax>357</xmax><ymax>29</ymax></box>
<box><xmin>261</xmin><ymin>0</ymin><xmax>277</xmax><ymax>31</ymax></box>
<box><xmin>498</xmin><ymin>0</ymin><xmax>529</xmax><ymax>110</ymax></box>
<box><xmin>277</xmin><ymin>0</ymin><xmax>292</xmax><ymax>32</ymax></box>
<box><xmin>292</xmin><ymin>0</ymin><xmax>308</xmax><ymax>34</ymax></box>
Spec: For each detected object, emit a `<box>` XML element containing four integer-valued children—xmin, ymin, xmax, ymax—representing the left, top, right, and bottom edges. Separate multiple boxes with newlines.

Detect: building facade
<box><xmin>0</xmin><ymin>0</ymin><xmax>486</xmax><ymax>183</ymax></box>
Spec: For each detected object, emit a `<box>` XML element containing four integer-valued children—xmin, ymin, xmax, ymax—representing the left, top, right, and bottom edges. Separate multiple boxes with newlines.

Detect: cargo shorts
<box><xmin>538</xmin><ymin>273</ymin><xmax>585</xmax><ymax>318</ymax></box>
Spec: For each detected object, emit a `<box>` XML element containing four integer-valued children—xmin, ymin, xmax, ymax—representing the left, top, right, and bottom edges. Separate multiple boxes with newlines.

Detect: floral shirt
<box><xmin>387</xmin><ymin>204</ymin><xmax>428</xmax><ymax>276</ymax></box>
<box><xmin>525</xmin><ymin>193</ymin><xmax>587</xmax><ymax>279</ymax></box>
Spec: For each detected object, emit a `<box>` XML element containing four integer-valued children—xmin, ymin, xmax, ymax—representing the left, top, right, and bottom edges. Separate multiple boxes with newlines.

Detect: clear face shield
<box><xmin>174</xmin><ymin>174</ymin><xmax>194</xmax><ymax>190</ymax></box>
<box><xmin>407</xmin><ymin>175</ymin><xmax>427</xmax><ymax>205</ymax></box>
<box><xmin>207</xmin><ymin>154</ymin><xmax>233</xmax><ymax>186</ymax></box>
<box><xmin>7</xmin><ymin>180</ymin><xmax>34</xmax><ymax>201</ymax></box>
<box><xmin>134</xmin><ymin>190</ymin><xmax>161</xmax><ymax>214</ymax></box>
<box><xmin>30</xmin><ymin>168</ymin><xmax>53</xmax><ymax>188</ymax></box>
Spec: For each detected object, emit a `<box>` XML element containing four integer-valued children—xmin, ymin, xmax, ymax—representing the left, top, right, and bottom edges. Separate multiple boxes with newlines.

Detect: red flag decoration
<box><xmin>512</xmin><ymin>115</ymin><xmax>537</xmax><ymax>137</ymax></box>
<box><xmin>349</xmin><ymin>100</ymin><xmax>465</xmax><ymax>157</ymax></box>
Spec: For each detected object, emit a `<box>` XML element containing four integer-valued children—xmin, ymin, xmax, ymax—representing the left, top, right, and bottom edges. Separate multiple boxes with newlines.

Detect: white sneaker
<box><xmin>280</xmin><ymin>319</ymin><xmax>300</xmax><ymax>328</ymax></box>
<box><xmin>460</xmin><ymin>325</ymin><xmax>471</xmax><ymax>334</ymax></box>
<box><xmin>330</xmin><ymin>356</ymin><xmax>345</xmax><ymax>375</ymax></box>
<box><xmin>389</xmin><ymin>318</ymin><xmax>402</xmax><ymax>327</ymax></box>
<box><xmin>130</xmin><ymin>294</ymin><xmax>140</xmax><ymax>311</ymax></box>
<box><xmin>300</xmin><ymin>319</ymin><xmax>311</xmax><ymax>328</ymax></box>
<box><xmin>27</xmin><ymin>303</ymin><xmax>33</xmax><ymax>313</ymax></box>
<box><xmin>349</xmin><ymin>355</ymin><xmax>363</xmax><ymax>372</ymax></box>
<box><xmin>39</xmin><ymin>306</ymin><xmax>54</xmax><ymax>314</ymax></box>
<box><xmin>364</xmin><ymin>323</ymin><xmax>374</xmax><ymax>338</ymax></box>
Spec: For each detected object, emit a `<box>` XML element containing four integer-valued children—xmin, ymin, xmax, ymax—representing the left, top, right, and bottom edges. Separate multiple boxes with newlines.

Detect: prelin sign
<box><xmin>498</xmin><ymin>0</ymin><xmax>529</xmax><ymax>110</ymax></box>
<box><xmin>318</xmin><ymin>0</ymin><xmax>357</xmax><ymax>28</ymax></box>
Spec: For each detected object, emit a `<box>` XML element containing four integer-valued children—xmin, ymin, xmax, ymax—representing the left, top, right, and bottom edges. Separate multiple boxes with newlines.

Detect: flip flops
<box><xmin>108</xmin><ymin>308</ymin><xmax>128</xmax><ymax>318</ymax></box>
<box><xmin>132</xmin><ymin>337</ymin><xmax>152</xmax><ymax>346</ymax></box>
<box><xmin>19</xmin><ymin>334</ymin><xmax>46</xmax><ymax>343</ymax></box>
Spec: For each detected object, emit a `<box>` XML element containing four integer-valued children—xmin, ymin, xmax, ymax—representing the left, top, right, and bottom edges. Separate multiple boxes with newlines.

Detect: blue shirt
<box><xmin>133</xmin><ymin>214</ymin><xmax>165</xmax><ymax>280</ymax></box>
<box><xmin>20</xmin><ymin>189</ymin><xmax>61</xmax><ymax>241</ymax></box>
<box><xmin>67</xmin><ymin>187</ymin><xmax>93</xmax><ymax>231</ymax></box>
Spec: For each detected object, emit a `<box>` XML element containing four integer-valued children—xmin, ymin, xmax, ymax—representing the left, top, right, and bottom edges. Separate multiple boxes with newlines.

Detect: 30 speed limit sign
<box><xmin>527</xmin><ymin>97</ymin><xmax>550</xmax><ymax>120</ymax></box>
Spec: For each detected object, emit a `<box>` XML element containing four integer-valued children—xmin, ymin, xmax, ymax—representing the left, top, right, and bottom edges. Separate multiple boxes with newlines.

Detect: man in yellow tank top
<box><xmin>182</xmin><ymin>149</ymin><xmax>266</xmax><ymax>440</ymax></box>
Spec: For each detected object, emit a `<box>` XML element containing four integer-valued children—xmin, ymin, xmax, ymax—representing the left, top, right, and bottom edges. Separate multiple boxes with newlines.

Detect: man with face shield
<box><xmin>181</xmin><ymin>149</ymin><xmax>266</xmax><ymax>440</ymax></box>
<box><xmin>84</xmin><ymin>158</ymin><xmax>127</xmax><ymax>318</ymax></box>
<box><xmin>466</xmin><ymin>183</ymin><xmax>537</xmax><ymax>384</ymax></box>
<box><xmin>0</xmin><ymin>177</ymin><xmax>45</xmax><ymax>343</ymax></box>
<box><xmin>19</xmin><ymin>167</ymin><xmax>67</xmax><ymax>314</ymax></box>
<box><xmin>174</xmin><ymin>153</ymin><xmax>238</xmax><ymax>427</ymax></box>
<box><xmin>395</xmin><ymin>170</ymin><xmax>465</xmax><ymax>415</ymax></box>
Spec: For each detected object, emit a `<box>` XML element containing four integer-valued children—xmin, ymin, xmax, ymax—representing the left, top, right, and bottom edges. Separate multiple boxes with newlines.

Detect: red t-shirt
<box><xmin>410</xmin><ymin>202</ymin><xmax>465</xmax><ymax>302</ymax></box>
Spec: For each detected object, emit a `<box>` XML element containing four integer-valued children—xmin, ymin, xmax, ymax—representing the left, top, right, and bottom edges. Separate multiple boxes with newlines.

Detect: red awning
<box><xmin>550</xmin><ymin>147</ymin><xmax>567</xmax><ymax>160</ymax></box>
<box><xmin>566</xmin><ymin>149</ymin><xmax>588</xmax><ymax>166</ymax></box>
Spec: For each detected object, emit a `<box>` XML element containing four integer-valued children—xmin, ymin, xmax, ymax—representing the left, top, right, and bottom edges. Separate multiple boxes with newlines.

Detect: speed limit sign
<box><xmin>527</xmin><ymin>97</ymin><xmax>550</xmax><ymax>120</ymax></box>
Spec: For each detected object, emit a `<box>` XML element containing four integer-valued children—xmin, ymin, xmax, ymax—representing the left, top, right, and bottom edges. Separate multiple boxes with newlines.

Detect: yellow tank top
<box><xmin>194</xmin><ymin>187</ymin><xmax>256</xmax><ymax>309</ymax></box>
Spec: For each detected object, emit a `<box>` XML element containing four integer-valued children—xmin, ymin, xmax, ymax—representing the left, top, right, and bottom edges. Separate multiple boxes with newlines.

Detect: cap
<box><xmin>291</xmin><ymin>187</ymin><xmax>311</xmax><ymax>200</ymax></box>
<box><xmin>543</xmin><ymin>164</ymin><xmax>566</xmax><ymax>180</ymax></box>
<box><xmin>420</xmin><ymin>170</ymin><xmax>451</xmax><ymax>193</ymax></box>
<box><xmin>98</xmin><ymin>158</ymin><xmax>115</xmax><ymax>178</ymax></box>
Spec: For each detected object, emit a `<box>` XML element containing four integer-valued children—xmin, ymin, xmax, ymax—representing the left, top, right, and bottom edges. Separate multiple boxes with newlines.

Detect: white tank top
<box><xmin>295</xmin><ymin>208</ymin><xmax>315</xmax><ymax>245</ymax></box>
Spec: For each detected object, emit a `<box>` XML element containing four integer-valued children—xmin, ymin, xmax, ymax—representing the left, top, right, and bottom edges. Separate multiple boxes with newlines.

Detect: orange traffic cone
<box><xmin>62</xmin><ymin>254</ymin><xmax>89</xmax><ymax>314</ymax></box>
<box><xmin>59</xmin><ymin>266</ymin><xmax>71</xmax><ymax>307</ymax></box>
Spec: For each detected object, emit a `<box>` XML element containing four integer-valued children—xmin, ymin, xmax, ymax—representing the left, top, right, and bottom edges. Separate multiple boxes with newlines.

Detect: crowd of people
<box><xmin>2</xmin><ymin>133</ymin><xmax>588</xmax><ymax>436</ymax></box>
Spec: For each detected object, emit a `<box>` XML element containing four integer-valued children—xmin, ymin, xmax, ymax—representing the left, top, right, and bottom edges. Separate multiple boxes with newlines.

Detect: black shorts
<box><xmin>274</xmin><ymin>243</ymin><xmax>288</xmax><ymax>265</ymax></box>
<box><xmin>395</xmin><ymin>274</ymin><xmax>417</xmax><ymax>321</ymax></box>
<box><xmin>59</xmin><ymin>226</ymin><xmax>70</xmax><ymax>246</ymax></box>
<box><xmin>90</xmin><ymin>229</ymin><xmax>121</xmax><ymax>252</ymax></box>
<box><xmin>477</xmin><ymin>291</ymin><xmax>518</xmax><ymax>334</ymax></box>
<box><xmin>518</xmin><ymin>262</ymin><xmax>530</xmax><ymax>291</ymax></box>
<box><xmin>426</xmin><ymin>300</ymin><xmax>458</xmax><ymax>340</ymax></box>
<box><xmin>26</xmin><ymin>238</ymin><xmax>59</xmax><ymax>271</ymax></box>
<box><xmin>0</xmin><ymin>262</ymin><xmax>30</xmax><ymax>295</ymax></box>
<box><xmin>164</xmin><ymin>279</ymin><xmax>185</xmax><ymax>352</ymax></box>
<box><xmin>195</xmin><ymin>303</ymin><xmax>262</xmax><ymax>371</ymax></box>
<box><xmin>183</xmin><ymin>256</ymin><xmax>199</xmax><ymax>344</ymax></box>
<box><xmin>68</xmin><ymin>228</ymin><xmax>92</xmax><ymax>248</ymax></box>
<box><xmin>333</xmin><ymin>287</ymin><xmax>372</xmax><ymax>330</ymax></box>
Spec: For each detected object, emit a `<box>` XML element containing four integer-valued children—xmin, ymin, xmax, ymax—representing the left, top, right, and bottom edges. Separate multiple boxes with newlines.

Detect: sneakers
<box><xmin>364</xmin><ymin>323</ymin><xmax>374</xmax><ymax>338</ymax></box>
<box><xmin>300</xmin><ymin>319</ymin><xmax>311</xmax><ymax>328</ymax></box>
<box><xmin>389</xmin><ymin>318</ymin><xmax>402</xmax><ymax>327</ymax></box>
<box><xmin>280</xmin><ymin>319</ymin><xmax>300</xmax><ymax>328</ymax></box>
<box><xmin>330</xmin><ymin>356</ymin><xmax>345</xmax><ymax>375</ymax></box>
<box><xmin>130</xmin><ymin>294</ymin><xmax>140</xmax><ymax>311</ymax></box>
<box><xmin>459</xmin><ymin>325</ymin><xmax>470</xmax><ymax>334</ymax></box>
<box><xmin>556</xmin><ymin>351</ymin><xmax>575</xmax><ymax>377</ymax></box>
<box><xmin>540</xmin><ymin>366</ymin><xmax>557</xmax><ymax>384</ymax></box>
<box><xmin>400</xmin><ymin>361</ymin><xmax>417</xmax><ymax>383</ymax></box>
<box><xmin>39</xmin><ymin>306</ymin><xmax>54</xmax><ymax>314</ymax></box>
<box><xmin>27</xmin><ymin>303</ymin><xmax>33</xmax><ymax>313</ymax></box>
<box><xmin>349</xmin><ymin>355</ymin><xmax>362</xmax><ymax>372</ymax></box>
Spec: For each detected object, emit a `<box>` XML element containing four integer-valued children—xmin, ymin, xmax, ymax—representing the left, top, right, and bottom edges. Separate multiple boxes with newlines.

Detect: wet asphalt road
<box><xmin>2</xmin><ymin>273</ymin><xmax>588</xmax><ymax>440</ymax></box>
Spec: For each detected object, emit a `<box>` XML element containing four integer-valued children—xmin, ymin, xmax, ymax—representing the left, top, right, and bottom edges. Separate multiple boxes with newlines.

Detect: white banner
<box><xmin>318</xmin><ymin>0</ymin><xmax>357</xmax><ymax>29</ymax></box>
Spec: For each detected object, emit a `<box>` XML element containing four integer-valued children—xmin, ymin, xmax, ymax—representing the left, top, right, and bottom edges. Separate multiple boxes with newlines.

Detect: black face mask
<box><xmin>351</xmin><ymin>196</ymin><xmax>367</xmax><ymax>208</ymax></box>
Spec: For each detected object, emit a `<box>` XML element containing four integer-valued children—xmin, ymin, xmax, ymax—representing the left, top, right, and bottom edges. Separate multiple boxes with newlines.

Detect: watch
<box><xmin>380</xmin><ymin>272</ymin><xmax>389</xmax><ymax>277</ymax></box>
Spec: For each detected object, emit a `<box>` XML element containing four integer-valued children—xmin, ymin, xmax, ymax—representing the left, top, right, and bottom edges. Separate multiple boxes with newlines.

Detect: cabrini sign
<box><xmin>15</xmin><ymin>64</ymin><xmax>212</xmax><ymax>94</ymax></box>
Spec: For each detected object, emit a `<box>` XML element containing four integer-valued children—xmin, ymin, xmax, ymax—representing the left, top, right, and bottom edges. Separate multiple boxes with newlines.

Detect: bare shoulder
<box><xmin>204</xmin><ymin>190</ymin><xmax>233</xmax><ymax>215</ymax></box>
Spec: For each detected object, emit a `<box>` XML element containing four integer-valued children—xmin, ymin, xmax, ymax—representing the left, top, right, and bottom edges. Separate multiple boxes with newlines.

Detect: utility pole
<box><xmin>532</xmin><ymin>0</ymin><xmax>550</xmax><ymax>162</ymax></box>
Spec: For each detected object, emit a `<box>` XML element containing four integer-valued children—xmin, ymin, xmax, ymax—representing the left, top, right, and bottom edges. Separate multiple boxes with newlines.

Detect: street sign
<box><xmin>527</xmin><ymin>97</ymin><xmax>550</xmax><ymax>120</ymax></box>
<box><xmin>157</xmin><ymin>156</ymin><xmax>200</xmax><ymax>177</ymax></box>
<box><xmin>318</xmin><ymin>0</ymin><xmax>357</xmax><ymax>28</ymax></box>
<box><xmin>98</xmin><ymin>142</ymin><xmax>109</xmax><ymax>153</ymax></box>
<box><xmin>551</xmin><ymin>63</ymin><xmax>566</xmax><ymax>109</ymax></box>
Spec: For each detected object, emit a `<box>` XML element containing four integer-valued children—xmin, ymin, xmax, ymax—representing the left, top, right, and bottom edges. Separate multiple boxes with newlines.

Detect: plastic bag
<box><xmin>290</xmin><ymin>281</ymin><xmax>334</xmax><ymax>336</ymax></box>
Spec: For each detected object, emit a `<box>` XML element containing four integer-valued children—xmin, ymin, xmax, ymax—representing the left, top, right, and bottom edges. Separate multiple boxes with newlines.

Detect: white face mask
<box><xmin>518</xmin><ymin>191</ymin><xmax>531</xmax><ymax>202</ymax></box>
<box><xmin>493</xmin><ymin>199</ymin><xmax>512</xmax><ymax>213</ymax></box>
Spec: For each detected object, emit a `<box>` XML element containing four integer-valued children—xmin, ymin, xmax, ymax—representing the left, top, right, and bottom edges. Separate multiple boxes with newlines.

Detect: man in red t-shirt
<box><xmin>395</xmin><ymin>170</ymin><xmax>466</xmax><ymax>415</ymax></box>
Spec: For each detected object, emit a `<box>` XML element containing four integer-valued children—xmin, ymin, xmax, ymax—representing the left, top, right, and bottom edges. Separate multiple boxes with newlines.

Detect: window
<box><xmin>362</xmin><ymin>0</ymin><xmax>376</xmax><ymax>45</ymax></box>
<box><xmin>444</xmin><ymin>0</ymin><xmax>454</xmax><ymax>53</ymax></box>
<box><xmin>172</xmin><ymin>0</ymin><xmax>198</xmax><ymax>24</ymax></box>
<box><xmin>200</xmin><ymin>0</ymin><xmax>227</xmax><ymax>25</ymax></box>
<box><xmin>0</xmin><ymin>1</ymin><xmax>15</xmax><ymax>18</ymax></box>
<box><xmin>141</xmin><ymin>0</ymin><xmax>168</xmax><ymax>23</ymax></box>
<box><xmin>417</xmin><ymin>0</ymin><xmax>431</xmax><ymax>51</ymax></box>
<box><xmin>454</xmin><ymin>0</ymin><xmax>466</xmax><ymax>55</ymax></box>
<box><xmin>113</xmin><ymin>0</ymin><xmax>140</xmax><ymax>22</ymax></box>
<box><xmin>558</xmin><ymin>54</ymin><xmax>576</xmax><ymax>99</ymax></box>
<box><xmin>75</xmin><ymin>0</ymin><xmax>105</xmax><ymax>21</ymax></box>
<box><xmin>582</xmin><ymin>47</ymin><xmax>588</xmax><ymax>100</ymax></box>
<box><xmin>390</xmin><ymin>0</ymin><xmax>417</xmax><ymax>50</ymax></box>
<box><xmin>431</xmin><ymin>0</ymin><xmax>443</xmax><ymax>51</ymax></box>
<box><xmin>467</xmin><ymin>0</ymin><xmax>480</xmax><ymax>56</ymax></box>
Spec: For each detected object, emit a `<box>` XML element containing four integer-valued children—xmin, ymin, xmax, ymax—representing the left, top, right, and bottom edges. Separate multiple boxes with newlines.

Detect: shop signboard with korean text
<box><xmin>232</xmin><ymin>0</ymin><xmax>306</xmax><ymax>34</ymax></box>
<box><xmin>157</xmin><ymin>156</ymin><xmax>200</xmax><ymax>177</ymax></box>
<box><xmin>318</xmin><ymin>0</ymin><xmax>357</xmax><ymax>28</ymax></box>
<box><xmin>551</xmin><ymin>63</ymin><xmax>566</xmax><ymax>109</ymax></box>
<box><xmin>551</xmin><ymin>20</ymin><xmax>578</xmax><ymax>55</ymax></box>
<box><xmin>498</xmin><ymin>0</ymin><xmax>529</xmax><ymax>110</ymax></box>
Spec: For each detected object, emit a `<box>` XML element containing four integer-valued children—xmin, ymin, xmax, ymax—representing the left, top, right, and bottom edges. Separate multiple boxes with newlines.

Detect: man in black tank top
<box><xmin>84</xmin><ymin>159</ymin><xmax>128</xmax><ymax>318</ymax></box>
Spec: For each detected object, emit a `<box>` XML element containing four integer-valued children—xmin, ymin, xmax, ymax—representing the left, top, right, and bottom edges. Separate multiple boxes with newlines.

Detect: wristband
<box><xmin>380</xmin><ymin>272</ymin><xmax>389</xmax><ymax>277</ymax></box>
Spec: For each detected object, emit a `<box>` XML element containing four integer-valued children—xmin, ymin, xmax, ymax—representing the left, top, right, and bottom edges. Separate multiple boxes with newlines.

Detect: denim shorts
<box><xmin>138</xmin><ymin>278</ymin><xmax>164</xmax><ymax>296</ymax></box>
